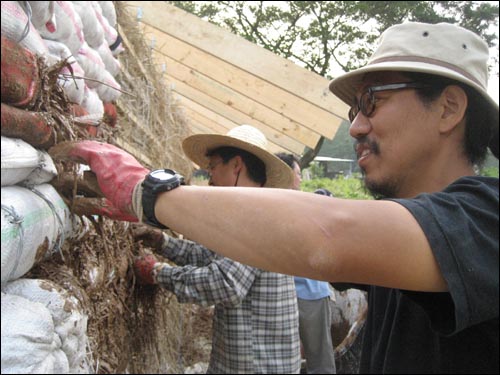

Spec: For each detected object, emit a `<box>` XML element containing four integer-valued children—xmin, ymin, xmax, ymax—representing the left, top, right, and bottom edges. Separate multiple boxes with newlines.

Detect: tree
<box><xmin>167</xmin><ymin>1</ymin><xmax>499</xmax><ymax>78</ymax></box>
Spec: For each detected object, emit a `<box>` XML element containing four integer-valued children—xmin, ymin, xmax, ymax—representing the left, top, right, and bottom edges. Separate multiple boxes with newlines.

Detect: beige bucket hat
<box><xmin>182</xmin><ymin>125</ymin><xmax>293</xmax><ymax>188</ymax></box>
<box><xmin>329</xmin><ymin>22</ymin><xmax>499</xmax><ymax>158</ymax></box>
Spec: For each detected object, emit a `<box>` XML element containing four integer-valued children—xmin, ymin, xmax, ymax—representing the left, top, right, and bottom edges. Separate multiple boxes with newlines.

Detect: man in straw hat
<box><xmin>131</xmin><ymin>125</ymin><xmax>301</xmax><ymax>374</ymax></box>
<box><xmin>50</xmin><ymin>21</ymin><xmax>498</xmax><ymax>373</ymax></box>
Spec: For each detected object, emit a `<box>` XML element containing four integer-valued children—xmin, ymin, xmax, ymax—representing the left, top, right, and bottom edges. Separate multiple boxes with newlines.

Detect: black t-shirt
<box><xmin>359</xmin><ymin>176</ymin><xmax>499</xmax><ymax>374</ymax></box>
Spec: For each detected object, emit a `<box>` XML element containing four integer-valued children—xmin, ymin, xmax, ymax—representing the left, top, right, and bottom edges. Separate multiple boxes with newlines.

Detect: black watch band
<box><xmin>142</xmin><ymin>169</ymin><xmax>184</xmax><ymax>229</ymax></box>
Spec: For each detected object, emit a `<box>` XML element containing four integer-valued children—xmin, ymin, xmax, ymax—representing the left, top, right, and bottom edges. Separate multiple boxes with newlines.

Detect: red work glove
<box><xmin>133</xmin><ymin>254</ymin><xmax>167</xmax><ymax>285</ymax></box>
<box><xmin>131</xmin><ymin>224</ymin><xmax>166</xmax><ymax>251</ymax></box>
<box><xmin>49</xmin><ymin>141</ymin><xmax>149</xmax><ymax>221</ymax></box>
<box><xmin>93</xmin><ymin>198</ymin><xmax>140</xmax><ymax>222</ymax></box>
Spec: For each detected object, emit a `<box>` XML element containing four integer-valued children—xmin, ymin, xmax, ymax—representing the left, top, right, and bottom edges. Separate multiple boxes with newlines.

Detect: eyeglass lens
<box><xmin>349</xmin><ymin>92</ymin><xmax>374</xmax><ymax>122</ymax></box>
<box><xmin>348</xmin><ymin>82</ymin><xmax>426</xmax><ymax>122</ymax></box>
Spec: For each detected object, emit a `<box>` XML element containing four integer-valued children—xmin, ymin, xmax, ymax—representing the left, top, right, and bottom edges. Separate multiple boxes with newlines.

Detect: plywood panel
<box><xmin>167</xmin><ymin>79</ymin><xmax>306</xmax><ymax>155</ymax></box>
<box><xmin>154</xmin><ymin>52</ymin><xmax>321</xmax><ymax>148</ymax></box>
<box><xmin>125</xmin><ymin>1</ymin><xmax>349</xmax><ymax>117</ymax></box>
<box><xmin>122</xmin><ymin>1</ymin><xmax>351</xmax><ymax>156</ymax></box>
<box><xmin>141</xmin><ymin>23</ymin><xmax>341</xmax><ymax>139</ymax></box>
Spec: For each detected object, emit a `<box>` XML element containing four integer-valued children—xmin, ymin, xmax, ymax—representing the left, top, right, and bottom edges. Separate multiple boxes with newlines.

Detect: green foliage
<box><xmin>301</xmin><ymin>175</ymin><xmax>373</xmax><ymax>200</ymax></box>
<box><xmin>306</xmin><ymin>163</ymin><xmax>326</xmax><ymax>179</ymax></box>
<box><xmin>479</xmin><ymin>166</ymin><xmax>500</xmax><ymax>177</ymax></box>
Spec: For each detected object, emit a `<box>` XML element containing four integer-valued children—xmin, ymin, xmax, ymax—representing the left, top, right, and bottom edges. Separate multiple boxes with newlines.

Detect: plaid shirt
<box><xmin>156</xmin><ymin>236</ymin><xmax>301</xmax><ymax>374</ymax></box>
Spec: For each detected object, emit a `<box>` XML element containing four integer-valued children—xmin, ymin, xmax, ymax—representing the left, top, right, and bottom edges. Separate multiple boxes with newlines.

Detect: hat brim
<box><xmin>182</xmin><ymin>134</ymin><xmax>293</xmax><ymax>188</ymax></box>
<box><xmin>329</xmin><ymin>61</ymin><xmax>499</xmax><ymax>158</ymax></box>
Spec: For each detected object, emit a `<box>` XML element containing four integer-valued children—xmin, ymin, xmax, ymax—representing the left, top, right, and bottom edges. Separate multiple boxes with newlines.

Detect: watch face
<box><xmin>150</xmin><ymin>169</ymin><xmax>176</xmax><ymax>181</ymax></box>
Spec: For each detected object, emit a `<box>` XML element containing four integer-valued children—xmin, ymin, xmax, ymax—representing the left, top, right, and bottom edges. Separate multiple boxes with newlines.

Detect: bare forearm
<box><xmin>155</xmin><ymin>185</ymin><xmax>447</xmax><ymax>291</ymax></box>
<box><xmin>155</xmin><ymin>186</ymin><xmax>332</xmax><ymax>278</ymax></box>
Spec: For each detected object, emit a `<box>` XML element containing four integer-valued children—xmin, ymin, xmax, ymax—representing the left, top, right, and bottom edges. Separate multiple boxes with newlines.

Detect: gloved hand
<box><xmin>71</xmin><ymin>196</ymin><xmax>139</xmax><ymax>222</ymax></box>
<box><xmin>133</xmin><ymin>254</ymin><xmax>167</xmax><ymax>285</ymax></box>
<box><xmin>131</xmin><ymin>224</ymin><xmax>166</xmax><ymax>251</ymax></box>
<box><xmin>49</xmin><ymin>141</ymin><xmax>149</xmax><ymax>221</ymax></box>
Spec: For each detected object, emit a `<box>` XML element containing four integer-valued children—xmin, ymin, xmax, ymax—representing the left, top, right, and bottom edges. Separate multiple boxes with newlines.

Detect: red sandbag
<box><xmin>1</xmin><ymin>103</ymin><xmax>55</xmax><ymax>149</ymax></box>
<box><xmin>103</xmin><ymin>102</ymin><xmax>117</xmax><ymax>128</ymax></box>
<box><xmin>1</xmin><ymin>35</ymin><xmax>40</xmax><ymax>108</ymax></box>
<box><xmin>69</xmin><ymin>103</ymin><xmax>89</xmax><ymax>118</ymax></box>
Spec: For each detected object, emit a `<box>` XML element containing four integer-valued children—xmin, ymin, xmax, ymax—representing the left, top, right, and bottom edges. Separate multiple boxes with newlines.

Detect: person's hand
<box><xmin>49</xmin><ymin>141</ymin><xmax>149</xmax><ymax>221</ymax></box>
<box><xmin>131</xmin><ymin>224</ymin><xmax>166</xmax><ymax>251</ymax></box>
<box><xmin>133</xmin><ymin>254</ymin><xmax>164</xmax><ymax>285</ymax></box>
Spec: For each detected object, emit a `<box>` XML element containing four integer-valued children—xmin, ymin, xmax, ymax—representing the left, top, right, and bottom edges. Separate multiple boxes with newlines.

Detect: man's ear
<box><xmin>232</xmin><ymin>155</ymin><xmax>244</xmax><ymax>174</ymax></box>
<box><xmin>438</xmin><ymin>85</ymin><xmax>468</xmax><ymax>133</ymax></box>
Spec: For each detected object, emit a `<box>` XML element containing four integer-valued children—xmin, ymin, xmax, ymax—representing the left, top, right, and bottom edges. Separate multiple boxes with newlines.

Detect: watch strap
<box><xmin>142</xmin><ymin>177</ymin><xmax>168</xmax><ymax>229</ymax></box>
<box><xmin>141</xmin><ymin>170</ymin><xmax>184</xmax><ymax>229</ymax></box>
<box><xmin>131</xmin><ymin>181</ymin><xmax>144</xmax><ymax>223</ymax></box>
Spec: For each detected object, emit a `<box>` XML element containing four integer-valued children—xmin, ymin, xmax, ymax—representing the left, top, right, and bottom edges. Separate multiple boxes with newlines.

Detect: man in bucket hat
<box><xmin>131</xmin><ymin>125</ymin><xmax>301</xmax><ymax>374</ymax></box>
<box><xmin>50</xmin><ymin>22</ymin><xmax>498</xmax><ymax>373</ymax></box>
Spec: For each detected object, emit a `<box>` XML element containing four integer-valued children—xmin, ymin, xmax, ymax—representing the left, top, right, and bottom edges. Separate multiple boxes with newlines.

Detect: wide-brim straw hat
<box><xmin>182</xmin><ymin>125</ymin><xmax>293</xmax><ymax>188</ymax></box>
<box><xmin>329</xmin><ymin>22</ymin><xmax>499</xmax><ymax>159</ymax></box>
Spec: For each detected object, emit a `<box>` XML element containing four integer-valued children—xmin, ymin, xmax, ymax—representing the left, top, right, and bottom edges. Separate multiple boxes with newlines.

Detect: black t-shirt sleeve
<box><xmin>390</xmin><ymin>177</ymin><xmax>499</xmax><ymax>335</ymax></box>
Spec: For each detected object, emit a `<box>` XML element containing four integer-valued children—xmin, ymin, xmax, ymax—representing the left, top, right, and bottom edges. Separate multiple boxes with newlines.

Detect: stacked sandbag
<box><xmin>0</xmin><ymin>4</ymin><xmax>109</xmax><ymax>373</ymax></box>
<box><xmin>1</xmin><ymin>292</ymin><xmax>69</xmax><ymax>373</ymax></box>
<box><xmin>44</xmin><ymin>39</ymin><xmax>87</xmax><ymax>106</ymax></box>
<box><xmin>0</xmin><ymin>34</ymin><xmax>42</xmax><ymax>108</ymax></box>
<box><xmin>1</xmin><ymin>136</ymin><xmax>58</xmax><ymax>187</ymax></box>
<box><xmin>2</xmin><ymin>278</ymin><xmax>91</xmax><ymax>374</ymax></box>
<box><xmin>1</xmin><ymin>183</ymin><xmax>76</xmax><ymax>285</ymax></box>
<box><xmin>1</xmin><ymin>1</ymin><xmax>122</xmax><ymax>127</ymax></box>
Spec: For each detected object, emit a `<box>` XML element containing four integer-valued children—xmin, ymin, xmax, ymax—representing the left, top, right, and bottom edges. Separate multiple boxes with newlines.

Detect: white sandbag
<box><xmin>34</xmin><ymin>1</ymin><xmax>85</xmax><ymax>56</ymax></box>
<box><xmin>91</xmin><ymin>2</ymin><xmax>118</xmax><ymax>46</ymax></box>
<box><xmin>81</xmin><ymin>86</ymin><xmax>104</xmax><ymax>118</ymax></box>
<box><xmin>95</xmin><ymin>69</ymin><xmax>121</xmax><ymax>102</ymax></box>
<box><xmin>1</xmin><ymin>292</ymin><xmax>69</xmax><ymax>374</ymax></box>
<box><xmin>24</xmin><ymin>151</ymin><xmax>58</xmax><ymax>187</ymax></box>
<box><xmin>96</xmin><ymin>40</ymin><xmax>121</xmax><ymax>77</ymax></box>
<box><xmin>1</xmin><ymin>137</ymin><xmax>57</xmax><ymax>187</ymax></box>
<box><xmin>1</xmin><ymin>184</ymin><xmax>74</xmax><ymax>284</ymax></box>
<box><xmin>1</xmin><ymin>137</ymin><xmax>39</xmax><ymax>186</ymax></box>
<box><xmin>27</xmin><ymin>1</ymin><xmax>56</xmax><ymax>33</ymax></box>
<box><xmin>0</xmin><ymin>1</ymin><xmax>51</xmax><ymax>57</ymax></box>
<box><xmin>4</xmin><ymin>279</ymin><xmax>90</xmax><ymax>373</ymax></box>
<box><xmin>98</xmin><ymin>1</ymin><xmax>117</xmax><ymax>27</ymax></box>
<box><xmin>76</xmin><ymin>42</ymin><xmax>106</xmax><ymax>89</ymax></box>
<box><xmin>72</xmin><ymin>1</ymin><xmax>105</xmax><ymax>48</ymax></box>
<box><xmin>43</xmin><ymin>39</ymin><xmax>86</xmax><ymax>105</ymax></box>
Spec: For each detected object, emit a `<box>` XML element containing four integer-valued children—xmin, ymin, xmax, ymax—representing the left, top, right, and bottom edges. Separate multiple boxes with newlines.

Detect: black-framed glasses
<box><xmin>348</xmin><ymin>82</ymin><xmax>428</xmax><ymax>122</ymax></box>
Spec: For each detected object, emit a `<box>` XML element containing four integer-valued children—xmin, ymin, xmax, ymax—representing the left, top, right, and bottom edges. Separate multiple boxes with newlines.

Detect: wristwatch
<box><xmin>142</xmin><ymin>169</ymin><xmax>184</xmax><ymax>228</ymax></box>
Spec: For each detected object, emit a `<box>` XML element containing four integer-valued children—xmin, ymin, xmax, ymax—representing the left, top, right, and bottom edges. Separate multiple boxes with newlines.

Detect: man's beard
<box><xmin>362</xmin><ymin>172</ymin><xmax>400</xmax><ymax>199</ymax></box>
<box><xmin>354</xmin><ymin>137</ymin><xmax>400</xmax><ymax>199</ymax></box>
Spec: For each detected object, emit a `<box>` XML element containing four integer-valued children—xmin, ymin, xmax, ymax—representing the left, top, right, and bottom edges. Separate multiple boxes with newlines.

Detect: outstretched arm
<box><xmin>156</xmin><ymin>185</ymin><xmax>447</xmax><ymax>292</ymax></box>
<box><xmin>49</xmin><ymin>140</ymin><xmax>447</xmax><ymax>292</ymax></box>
